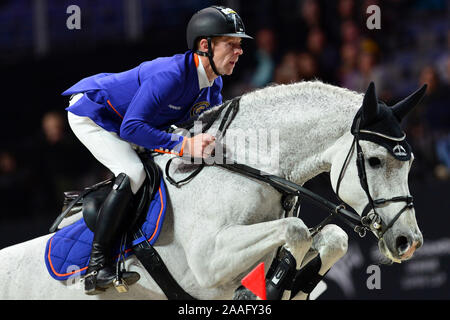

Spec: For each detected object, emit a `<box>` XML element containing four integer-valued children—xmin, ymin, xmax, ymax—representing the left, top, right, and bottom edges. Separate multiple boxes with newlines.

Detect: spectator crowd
<box><xmin>225</xmin><ymin>0</ymin><xmax>449</xmax><ymax>182</ymax></box>
<box><xmin>0</xmin><ymin>0</ymin><xmax>448</xmax><ymax>224</ymax></box>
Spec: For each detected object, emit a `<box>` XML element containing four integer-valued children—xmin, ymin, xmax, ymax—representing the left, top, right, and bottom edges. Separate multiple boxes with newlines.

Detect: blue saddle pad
<box><xmin>44</xmin><ymin>176</ymin><xmax>167</xmax><ymax>281</ymax></box>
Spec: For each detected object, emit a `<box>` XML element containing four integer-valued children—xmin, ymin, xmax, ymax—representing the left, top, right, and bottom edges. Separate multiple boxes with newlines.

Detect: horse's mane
<box><xmin>247</xmin><ymin>80</ymin><xmax>361</xmax><ymax>106</ymax></box>
<box><xmin>198</xmin><ymin>80</ymin><xmax>363</xmax><ymax>123</ymax></box>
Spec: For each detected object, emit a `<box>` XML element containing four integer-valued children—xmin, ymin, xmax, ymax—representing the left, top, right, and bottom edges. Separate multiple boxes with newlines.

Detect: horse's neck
<box><xmin>224</xmin><ymin>82</ymin><xmax>362</xmax><ymax>185</ymax></box>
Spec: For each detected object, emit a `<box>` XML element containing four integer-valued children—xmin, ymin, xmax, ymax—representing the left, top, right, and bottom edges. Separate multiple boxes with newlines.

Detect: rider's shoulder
<box><xmin>139</xmin><ymin>51</ymin><xmax>191</xmax><ymax>72</ymax></box>
<box><xmin>138</xmin><ymin>51</ymin><xmax>194</xmax><ymax>84</ymax></box>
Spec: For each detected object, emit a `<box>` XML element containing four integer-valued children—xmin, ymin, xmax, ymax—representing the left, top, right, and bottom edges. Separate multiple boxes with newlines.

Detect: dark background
<box><xmin>0</xmin><ymin>0</ymin><xmax>449</xmax><ymax>299</ymax></box>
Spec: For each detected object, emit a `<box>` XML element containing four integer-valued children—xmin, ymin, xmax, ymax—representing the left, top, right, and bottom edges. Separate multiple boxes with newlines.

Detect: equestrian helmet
<box><xmin>186</xmin><ymin>6</ymin><xmax>253</xmax><ymax>50</ymax></box>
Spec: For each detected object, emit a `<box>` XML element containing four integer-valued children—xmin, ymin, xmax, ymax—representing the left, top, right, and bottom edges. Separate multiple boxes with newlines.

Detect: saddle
<box><xmin>48</xmin><ymin>151</ymin><xmax>195</xmax><ymax>299</ymax></box>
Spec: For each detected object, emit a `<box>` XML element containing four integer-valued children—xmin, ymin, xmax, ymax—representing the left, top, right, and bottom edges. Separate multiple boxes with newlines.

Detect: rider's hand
<box><xmin>184</xmin><ymin>133</ymin><xmax>216</xmax><ymax>158</ymax></box>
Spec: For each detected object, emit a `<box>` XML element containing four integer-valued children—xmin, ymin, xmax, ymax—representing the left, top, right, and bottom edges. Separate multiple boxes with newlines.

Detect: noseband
<box><xmin>335</xmin><ymin>117</ymin><xmax>414</xmax><ymax>239</ymax></box>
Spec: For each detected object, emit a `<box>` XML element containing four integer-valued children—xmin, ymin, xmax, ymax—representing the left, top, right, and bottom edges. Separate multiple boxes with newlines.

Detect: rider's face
<box><xmin>211</xmin><ymin>37</ymin><xmax>243</xmax><ymax>75</ymax></box>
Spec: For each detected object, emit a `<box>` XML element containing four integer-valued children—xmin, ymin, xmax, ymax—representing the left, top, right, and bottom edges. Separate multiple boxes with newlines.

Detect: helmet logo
<box><xmin>219</xmin><ymin>7</ymin><xmax>237</xmax><ymax>15</ymax></box>
<box><xmin>219</xmin><ymin>7</ymin><xmax>243</xmax><ymax>33</ymax></box>
<box><xmin>393</xmin><ymin>144</ymin><xmax>407</xmax><ymax>157</ymax></box>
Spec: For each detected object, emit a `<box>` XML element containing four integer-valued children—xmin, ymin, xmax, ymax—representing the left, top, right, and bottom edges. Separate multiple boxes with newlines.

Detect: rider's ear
<box><xmin>392</xmin><ymin>84</ymin><xmax>427</xmax><ymax>122</ymax></box>
<box><xmin>361</xmin><ymin>82</ymin><xmax>379</xmax><ymax>124</ymax></box>
<box><xmin>198</xmin><ymin>38</ymin><xmax>209</xmax><ymax>51</ymax></box>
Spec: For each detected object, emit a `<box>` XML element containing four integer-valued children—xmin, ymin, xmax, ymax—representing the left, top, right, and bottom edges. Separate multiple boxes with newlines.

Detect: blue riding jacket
<box><xmin>63</xmin><ymin>51</ymin><xmax>223</xmax><ymax>155</ymax></box>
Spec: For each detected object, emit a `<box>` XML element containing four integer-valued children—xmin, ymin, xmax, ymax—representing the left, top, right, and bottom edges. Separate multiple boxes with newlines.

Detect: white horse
<box><xmin>0</xmin><ymin>81</ymin><xmax>424</xmax><ymax>300</ymax></box>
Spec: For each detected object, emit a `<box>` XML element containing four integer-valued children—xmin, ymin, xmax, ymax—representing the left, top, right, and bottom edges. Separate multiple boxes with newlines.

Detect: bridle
<box><xmin>335</xmin><ymin>116</ymin><xmax>414</xmax><ymax>239</ymax></box>
<box><xmin>164</xmin><ymin>97</ymin><xmax>414</xmax><ymax>240</ymax></box>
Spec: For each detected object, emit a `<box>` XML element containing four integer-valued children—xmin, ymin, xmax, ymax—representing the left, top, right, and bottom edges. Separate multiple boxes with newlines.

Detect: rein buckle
<box><xmin>354</xmin><ymin>225</ymin><xmax>367</xmax><ymax>238</ymax></box>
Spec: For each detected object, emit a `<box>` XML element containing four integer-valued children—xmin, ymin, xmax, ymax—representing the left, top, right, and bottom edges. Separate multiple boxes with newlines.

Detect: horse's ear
<box><xmin>361</xmin><ymin>81</ymin><xmax>379</xmax><ymax>123</ymax></box>
<box><xmin>392</xmin><ymin>84</ymin><xmax>427</xmax><ymax>121</ymax></box>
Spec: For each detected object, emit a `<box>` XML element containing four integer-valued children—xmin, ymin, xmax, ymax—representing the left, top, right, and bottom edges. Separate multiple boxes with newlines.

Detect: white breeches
<box><xmin>67</xmin><ymin>94</ymin><xmax>146</xmax><ymax>194</ymax></box>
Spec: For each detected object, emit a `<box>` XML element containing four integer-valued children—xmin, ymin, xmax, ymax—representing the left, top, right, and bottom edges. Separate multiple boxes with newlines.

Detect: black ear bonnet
<box><xmin>351</xmin><ymin>82</ymin><xmax>427</xmax><ymax>161</ymax></box>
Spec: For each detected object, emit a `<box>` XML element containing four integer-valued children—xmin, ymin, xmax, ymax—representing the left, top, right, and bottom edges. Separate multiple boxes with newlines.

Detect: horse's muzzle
<box><xmin>378</xmin><ymin>229</ymin><xmax>423</xmax><ymax>263</ymax></box>
<box><xmin>390</xmin><ymin>232</ymin><xmax>423</xmax><ymax>261</ymax></box>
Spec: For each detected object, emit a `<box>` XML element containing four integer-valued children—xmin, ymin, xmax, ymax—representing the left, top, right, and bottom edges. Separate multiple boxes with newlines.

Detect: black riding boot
<box><xmin>84</xmin><ymin>173</ymin><xmax>140</xmax><ymax>295</ymax></box>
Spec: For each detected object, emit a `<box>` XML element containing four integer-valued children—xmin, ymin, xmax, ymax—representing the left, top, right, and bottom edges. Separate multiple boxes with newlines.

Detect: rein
<box><xmin>163</xmin><ymin>97</ymin><xmax>373</xmax><ymax>238</ymax></box>
<box><xmin>164</xmin><ymin>97</ymin><xmax>241</xmax><ymax>187</ymax></box>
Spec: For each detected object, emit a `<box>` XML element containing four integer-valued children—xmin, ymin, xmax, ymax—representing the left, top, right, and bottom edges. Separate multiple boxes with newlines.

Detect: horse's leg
<box><xmin>290</xmin><ymin>224</ymin><xmax>348</xmax><ymax>300</ymax></box>
<box><xmin>184</xmin><ymin>217</ymin><xmax>312</xmax><ymax>291</ymax></box>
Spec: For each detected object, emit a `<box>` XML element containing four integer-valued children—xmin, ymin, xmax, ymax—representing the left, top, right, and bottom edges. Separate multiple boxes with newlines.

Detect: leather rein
<box><xmin>164</xmin><ymin>97</ymin><xmax>413</xmax><ymax>239</ymax></box>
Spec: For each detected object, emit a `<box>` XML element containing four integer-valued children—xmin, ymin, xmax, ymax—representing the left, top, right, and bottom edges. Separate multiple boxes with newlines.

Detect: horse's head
<box><xmin>329</xmin><ymin>82</ymin><xmax>426</xmax><ymax>263</ymax></box>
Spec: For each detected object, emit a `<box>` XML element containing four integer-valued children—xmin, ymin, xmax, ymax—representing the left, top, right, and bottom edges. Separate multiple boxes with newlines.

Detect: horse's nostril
<box><xmin>395</xmin><ymin>235</ymin><xmax>410</xmax><ymax>254</ymax></box>
<box><xmin>415</xmin><ymin>238</ymin><xmax>423</xmax><ymax>249</ymax></box>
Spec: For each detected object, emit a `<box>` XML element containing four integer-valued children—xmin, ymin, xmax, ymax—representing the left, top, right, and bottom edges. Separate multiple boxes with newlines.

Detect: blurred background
<box><xmin>0</xmin><ymin>0</ymin><xmax>448</xmax><ymax>299</ymax></box>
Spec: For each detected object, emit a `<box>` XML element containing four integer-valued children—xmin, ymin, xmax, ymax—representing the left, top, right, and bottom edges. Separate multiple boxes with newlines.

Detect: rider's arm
<box><xmin>120</xmin><ymin>73</ymin><xmax>187</xmax><ymax>156</ymax></box>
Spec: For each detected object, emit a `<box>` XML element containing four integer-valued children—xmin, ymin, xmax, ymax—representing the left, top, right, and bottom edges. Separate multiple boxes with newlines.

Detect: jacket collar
<box><xmin>194</xmin><ymin>53</ymin><xmax>214</xmax><ymax>90</ymax></box>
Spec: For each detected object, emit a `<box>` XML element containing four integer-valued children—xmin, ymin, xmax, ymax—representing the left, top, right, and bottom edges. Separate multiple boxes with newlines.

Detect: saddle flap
<box><xmin>45</xmin><ymin>174</ymin><xmax>168</xmax><ymax>281</ymax></box>
<box><xmin>82</xmin><ymin>184</ymin><xmax>114</xmax><ymax>231</ymax></box>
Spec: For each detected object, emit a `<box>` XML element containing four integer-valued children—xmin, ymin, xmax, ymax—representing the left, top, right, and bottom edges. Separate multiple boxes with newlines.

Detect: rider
<box><xmin>62</xmin><ymin>6</ymin><xmax>252</xmax><ymax>294</ymax></box>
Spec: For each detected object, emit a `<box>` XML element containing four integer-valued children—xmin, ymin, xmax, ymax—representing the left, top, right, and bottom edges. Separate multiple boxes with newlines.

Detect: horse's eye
<box><xmin>368</xmin><ymin>157</ymin><xmax>382</xmax><ymax>168</ymax></box>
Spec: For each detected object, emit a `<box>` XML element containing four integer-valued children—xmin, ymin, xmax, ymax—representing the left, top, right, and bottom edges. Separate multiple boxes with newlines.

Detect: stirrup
<box><xmin>83</xmin><ymin>270</ymin><xmax>127</xmax><ymax>295</ymax></box>
<box><xmin>113</xmin><ymin>276</ymin><xmax>129</xmax><ymax>293</ymax></box>
<box><xmin>83</xmin><ymin>267</ymin><xmax>140</xmax><ymax>295</ymax></box>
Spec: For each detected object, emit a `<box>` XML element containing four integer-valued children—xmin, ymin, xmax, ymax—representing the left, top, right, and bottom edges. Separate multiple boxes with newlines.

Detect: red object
<box><xmin>241</xmin><ymin>262</ymin><xmax>266</xmax><ymax>300</ymax></box>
